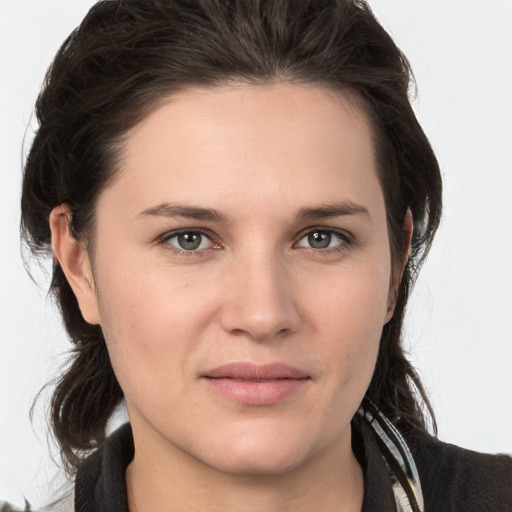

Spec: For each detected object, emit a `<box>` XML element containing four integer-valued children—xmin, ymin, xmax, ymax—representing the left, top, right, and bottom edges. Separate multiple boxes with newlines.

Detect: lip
<box><xmin>201</xmin><ymin>362</ymin><xmax>310</xmax><ymax>406</ymax></box>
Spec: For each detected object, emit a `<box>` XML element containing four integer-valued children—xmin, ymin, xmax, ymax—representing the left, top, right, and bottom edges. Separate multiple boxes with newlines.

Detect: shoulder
<box><xmin>407</xmin><ymin>431</ymin><xmax>512</xmax><ymax>512</ymax></box>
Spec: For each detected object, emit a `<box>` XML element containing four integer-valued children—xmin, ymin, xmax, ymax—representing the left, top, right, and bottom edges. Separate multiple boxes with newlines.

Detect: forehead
<box><xmin>101</xmin><ymin>82</ymin><xmax>382</xmax><ymax>219</ymax></box>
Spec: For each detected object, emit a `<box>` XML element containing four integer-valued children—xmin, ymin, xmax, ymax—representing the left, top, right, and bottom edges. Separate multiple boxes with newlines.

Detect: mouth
<box><xmin>201</xmin><ymin>362</ymin><xmax>311</xmax><ymax>406</ymax></box>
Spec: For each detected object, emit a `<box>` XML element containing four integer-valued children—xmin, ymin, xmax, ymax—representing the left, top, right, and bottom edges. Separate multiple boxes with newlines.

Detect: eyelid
<box><xmin>294</xmin><ymin>226</ymin><xmax>353</xmax><ymax>249</ymax></box>
<box><xmin>157</xmin><ymin>226</ymin><xmax>353</xmax><ymax>255</ymax></box>
<box><xmin>158</xmin><ymin>228</ymin><xmax>220</xmax><ymax>254</ymax></box>
<box><xmin>159</xmin><ymin>227</ymin><xmax>214</xmax><ymax>241</ymax></box>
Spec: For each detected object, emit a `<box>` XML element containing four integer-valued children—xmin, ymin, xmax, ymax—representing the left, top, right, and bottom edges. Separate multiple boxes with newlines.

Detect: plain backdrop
<box><xmin>1</xmin><ymin>0</ymin><xmax>511</xmax><ymax>508</ymax></box>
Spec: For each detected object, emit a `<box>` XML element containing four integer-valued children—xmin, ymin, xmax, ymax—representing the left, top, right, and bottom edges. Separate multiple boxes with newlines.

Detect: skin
<box><xmin>50</xmin><ymin>82</ymin><xmax>412</xmax><ymax>512</ymax></box>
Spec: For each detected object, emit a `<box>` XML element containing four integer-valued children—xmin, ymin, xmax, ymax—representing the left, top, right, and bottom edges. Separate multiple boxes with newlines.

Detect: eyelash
<box><xmin>159</xmin><ymin>228</ymin><xmax>218</xmax><ymax>257</ymax></box>
<box><xmin>296</xmin><ymin>228</ymin><xmax>352</xmax><ymax>254</ymax></box>
<box><xmin>158</xmin><ymin>227</ymin><xmax>353</xmax><ymax>257</ymax></box>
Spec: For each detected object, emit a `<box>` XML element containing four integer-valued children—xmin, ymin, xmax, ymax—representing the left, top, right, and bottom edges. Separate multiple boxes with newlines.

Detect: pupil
<box><xmin>308</xmin><ymin>231</ymin><xmax>331</xmax><ymax>249</ymax></box>
<box><xmin>178</xmin><ymin>233</ymin><xmax>201</xmax><ymax>250</ymax></box>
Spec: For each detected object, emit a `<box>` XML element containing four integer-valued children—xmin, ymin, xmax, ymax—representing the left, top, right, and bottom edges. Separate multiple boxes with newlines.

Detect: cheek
<box><xmin>307</xmin><ymin>257</ymin><xmax>390</xmax><ymax>336</ymax></box>
<box><xmin>94</xmin><ymin>259</ymin><xmax>220</xmax><ymax>399</ymax></box>
<box><xmin>306</xmin><ymin>257</ymin><xmax>390</xmax><ymax>383</ymax></box>
<box><xmin>98</xmin><ymin>253</ymin><xmax>215</xmax><ymax>332</ymax></box>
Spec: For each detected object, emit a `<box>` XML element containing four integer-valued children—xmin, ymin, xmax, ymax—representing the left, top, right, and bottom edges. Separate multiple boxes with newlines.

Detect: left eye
<box><xmin>164</xmin><ymin>231</ymin><xmax>214</xmax><ymax>251</ymax></box>
<box><xmin>296</xmin><ymin>230</ymin><xmax>346</xmax><ymax>250</ymax></box>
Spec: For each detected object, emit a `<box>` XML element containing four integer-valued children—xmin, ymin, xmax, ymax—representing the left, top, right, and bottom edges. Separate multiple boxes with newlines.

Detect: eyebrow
<box><xmin>138</xmin><ymin>203</ymin><xmax>229</xmax><ymax>223</ymax></box>
<box><xmin>138</xmin><ymin>200</ymin><xmax>369</xmax><ymax>223</ymax></box>
<box><xmin>296</xmin><ymin>201</ymin><xmax>370</xmax><ymax>221</ymax></box>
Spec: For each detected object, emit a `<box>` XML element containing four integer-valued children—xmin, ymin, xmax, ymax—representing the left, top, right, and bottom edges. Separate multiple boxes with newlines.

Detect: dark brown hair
<box><xmin>21</xmin><ymin>0</ymin><xmax>442</xmax><ymax>474</ymax></box>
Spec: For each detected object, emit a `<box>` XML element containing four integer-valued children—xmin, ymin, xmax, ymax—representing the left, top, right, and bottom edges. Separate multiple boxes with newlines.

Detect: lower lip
<box><xmin>202</xmin><ymin>377</ymin><xmax>309</xmax><ymax>406</ymax></box>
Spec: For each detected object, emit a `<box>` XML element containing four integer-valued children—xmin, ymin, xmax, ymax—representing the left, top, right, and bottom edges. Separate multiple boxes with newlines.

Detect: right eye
<box><xmin>161</xmin><ymin>230</ymin><xmax>217</xmax><ymax>253</ymax></box>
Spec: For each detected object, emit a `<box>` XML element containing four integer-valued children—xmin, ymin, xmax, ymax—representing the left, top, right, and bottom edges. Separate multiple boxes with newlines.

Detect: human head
<box><xmin>21</xmin><ymin>0</ymin><xmax>442</xmax><ymax>473</ymax></box>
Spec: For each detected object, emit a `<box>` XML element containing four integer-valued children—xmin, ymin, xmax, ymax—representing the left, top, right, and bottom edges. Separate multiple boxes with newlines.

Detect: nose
<box><xmin>220</xmin><ymin>251</ymin><xmax>302</xmax><ymax>342</ymax></box>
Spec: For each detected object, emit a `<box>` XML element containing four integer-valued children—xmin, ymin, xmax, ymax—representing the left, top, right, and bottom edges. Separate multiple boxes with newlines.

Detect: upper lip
<box><xmin>202</xmin><ymin>362</ymin><xmax>310</xmax><ymax>380</ymax></box>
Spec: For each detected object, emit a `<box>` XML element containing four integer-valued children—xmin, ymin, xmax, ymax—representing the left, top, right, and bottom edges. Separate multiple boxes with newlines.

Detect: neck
<box><xmin>125</xmin><ymin>424</ymin><xmax>364</xmax><ymax>512</ymax></box>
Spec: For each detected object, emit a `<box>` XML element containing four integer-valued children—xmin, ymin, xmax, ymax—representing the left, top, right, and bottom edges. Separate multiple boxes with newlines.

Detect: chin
<box><xmin>193</xmin><ymin>424</ymin><xmax>322</xmax><ymax>477</ymax></box>
<box><xmin>205</xmin><ymin>448</ymin><xmax>308</xmax><ymax>477</ymax></box>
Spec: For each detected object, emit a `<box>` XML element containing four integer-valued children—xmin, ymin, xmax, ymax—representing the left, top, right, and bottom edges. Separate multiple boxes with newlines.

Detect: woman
<box><xmin>14</xmin><ymin>0</ymin><xmax>511</xmax><ymax>510</ymax></box>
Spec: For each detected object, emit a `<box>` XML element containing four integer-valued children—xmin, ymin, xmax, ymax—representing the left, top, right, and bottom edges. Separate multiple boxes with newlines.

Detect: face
<box><xmin>73</xmin><ymin>83</ymin><xmax>397</xmax><ymax>475</ymax></box>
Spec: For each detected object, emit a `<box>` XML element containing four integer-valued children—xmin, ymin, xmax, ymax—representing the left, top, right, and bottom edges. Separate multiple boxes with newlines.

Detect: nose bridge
<box><xmin>220</xmin><ymin>244</ymin><xmax>301</xmax><ymax>340</ymax></box>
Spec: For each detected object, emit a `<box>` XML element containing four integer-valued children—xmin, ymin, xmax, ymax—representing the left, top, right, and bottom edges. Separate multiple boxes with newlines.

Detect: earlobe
<box><xmin>384</xmin><ymin>208</ymin><xmax>414</xmax><ymax>323</ymax></box>
<box><xmin>49</xmin><ymin>205</ymin><xmax>101</xmax><ymax>325</ymax></box>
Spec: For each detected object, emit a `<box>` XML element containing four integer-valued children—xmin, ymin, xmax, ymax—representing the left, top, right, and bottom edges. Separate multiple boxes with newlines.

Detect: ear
<box><xmin>384</xmin><ymin>208</ymin><xmax>414</xmax><ymax>323</ymax></box>
<box><xmin>49</xmin><ymin>205</ymin><xmax>101</xmax><ymax>325</ymax></box>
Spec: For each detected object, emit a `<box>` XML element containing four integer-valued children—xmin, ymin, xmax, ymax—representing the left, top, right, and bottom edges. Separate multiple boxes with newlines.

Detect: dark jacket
<box><xmin>73</xmin><ymin>421</ymin><xmax>512</xmax><ymax>512</ymax></box>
